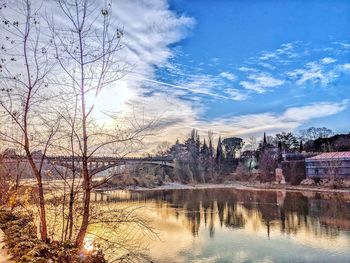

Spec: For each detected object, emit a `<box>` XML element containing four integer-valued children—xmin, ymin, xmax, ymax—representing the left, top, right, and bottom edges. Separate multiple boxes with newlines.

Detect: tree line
<box><xmin>157</xmin><ymin>126</ymin><xmax>350</xmax><ymax>183</ymax></box>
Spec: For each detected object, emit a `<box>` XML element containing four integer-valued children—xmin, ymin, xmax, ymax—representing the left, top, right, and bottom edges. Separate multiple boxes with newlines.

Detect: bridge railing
<box><xmin>2</xmin><ymin>154</ymin><xmax>174</xmax><ymax>163</ymax></box>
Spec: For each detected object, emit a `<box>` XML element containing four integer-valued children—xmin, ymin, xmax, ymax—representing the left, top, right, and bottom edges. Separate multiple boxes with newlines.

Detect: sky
<box><xmin>92</xmin><ymin>0</ymin><xmax>350</xmax><ymax>146</ymax></box>
<box><xmin>3</xmin><ymin>0</ymin><xmax>350</xmax><ymax>148</ymax></box>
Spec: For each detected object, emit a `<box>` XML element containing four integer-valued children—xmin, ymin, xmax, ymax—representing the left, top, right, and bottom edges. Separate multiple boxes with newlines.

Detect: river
<box><xmin>90</xmin><ymin>188</ymin><xmax>350</xmax><ymax>262</ymax></box>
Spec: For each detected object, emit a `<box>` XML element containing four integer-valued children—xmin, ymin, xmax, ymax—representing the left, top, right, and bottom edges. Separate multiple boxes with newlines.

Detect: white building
<box><xmin>305</xmin><ymin>152</ymin><xmax>350</xmax><ymax>179</ymax></box>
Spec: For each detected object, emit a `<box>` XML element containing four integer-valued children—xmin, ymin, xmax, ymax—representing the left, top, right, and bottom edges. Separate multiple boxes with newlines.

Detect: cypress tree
<box><xmin>216</xmin><ymin>136</ymin><xmax>224</xmax><ymax>166</ymax></box>
<box><xmin>208</xmin><ymin>136</ymin><xmax>214</xmax><ymax>158</ymax></box>
<box><xmin>201</xmin><ymin>139</ymin><xmax>209</xmax><ymax>157</ymax></box>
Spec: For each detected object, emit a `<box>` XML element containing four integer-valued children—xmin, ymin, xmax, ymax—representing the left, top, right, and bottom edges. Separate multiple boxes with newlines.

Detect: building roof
<box><xmin>306</xmin><ymin>151</ymin><xmax>350</xmax><ymax>160</ymax></box>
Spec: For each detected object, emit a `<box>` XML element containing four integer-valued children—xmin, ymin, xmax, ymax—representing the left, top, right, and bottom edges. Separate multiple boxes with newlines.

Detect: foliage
<box><xmin>275</xmin><ymin>132</ymin><xmax>299</xmax><ymax>152</ymax></box>
<box><xmin>166</xmin><ymin>129</ymin><xmax>242</xmax><ymax>183</ymax></box>
<box><xmin>232</xmin><ymin>162</ymin><xmax>250</xmax><ymax>181</ymax></box>
<box><xmin>258</xmin><ymin>149</ymin><xmax>278</xmax><ymax>182</ymax></box>
<box><xmin>0</xmin><ymin>210</ymin><xmax>106</xmax><ymax>263</ymax></box>
<box><xmin>215</xmin><ymin>136</ymin><xmax>224</xmax><ymax>167</ymax></box>
<box><xmin>281</xmin><ymin>161</ymin><xmax>306</xmax><ymax>185</ymax></box>
<box><xmin>96</xmin><ymin>170</ymin><xmax>164</xmax><ymax>189</ymax></box>
<box><xmin>222</xmin><ymin>137</ymin><xmax>244</xmax><ymax>159</ymax></box>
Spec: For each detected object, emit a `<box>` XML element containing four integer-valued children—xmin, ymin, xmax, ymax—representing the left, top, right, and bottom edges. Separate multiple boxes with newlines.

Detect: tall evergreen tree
<box><xmin>201</xmin><ymin>139</ymin><xmax>209</xmax><ymax>156</ymax></box>
<box><xmin>216</xmin><ymin>136</ymin><xmax>224</xmax><ymax>167</ymax></box>
<box><xmin>208</xmin><ymin>134</ymin><xmax>214</xmax><ymax>158</ymax></box>
<box><xmin>195</xmin><ymin>133</ymin><xmax>201</xmax><ymax>157</ymax></box>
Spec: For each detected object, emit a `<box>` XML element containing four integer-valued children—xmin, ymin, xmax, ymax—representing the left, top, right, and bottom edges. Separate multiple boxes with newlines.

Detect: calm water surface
<box><xmin>94</xmin><ymin>188</ymin><xmax>350</xmax><ymax>263</ymax></box>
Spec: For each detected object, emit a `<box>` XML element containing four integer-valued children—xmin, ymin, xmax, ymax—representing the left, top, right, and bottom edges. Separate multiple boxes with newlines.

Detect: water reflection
<box><xmin>93</xmin><ymin>189</ymin><xmax>350</xmax><ymax>262</ymax></box>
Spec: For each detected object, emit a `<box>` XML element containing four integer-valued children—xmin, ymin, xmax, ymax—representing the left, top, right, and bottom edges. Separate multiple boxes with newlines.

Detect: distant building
<box><xmin>305</xmin><ymin>152</ymin><xmax>350</xmax><ymax>179</ymax></box>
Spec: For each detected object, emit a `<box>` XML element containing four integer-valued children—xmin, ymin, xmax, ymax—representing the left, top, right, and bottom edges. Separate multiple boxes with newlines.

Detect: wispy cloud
<box><xmin>282</xmin><ymin>100</ymin><xmax>348</xmax><ymax>122</ymax></box>
<box><xmin>240</xmin><ymin>73</ymin><xmax>284</xmax><ymax>93</ymax></box>
<box><xmin>219</xmin><ymin>71</ymin><xmax>236</xmax><ymax>81</ymax></box>
<box><xmin>83</xmin><ymin>0</ymin><xmax>195</xmax><ymax>121</ymax></box>
<box><xmin>258</xmin><ymin>42</ymin><xmax>299</xmax><ymax>61</ymax></box>
<box><xmin>131</xmin><ymin>98</ymin><xmax>348</xmax><ymax>150</ymax></box>
<box><xmin>341</xmin><ymin>63</ymin><xmax>350</xmax><ymax>72</ymax></box>
<box><xmin>238</xmin><ymin>67</ymin><xmax>257</xmax><ymax>72</ymax></box>
<box><xmin>287</xmin><ymin>61</ymin><xmax>338</xmax><ymax>86</ymax></box>
<box><xmin>224</xmin><ymin>88</ymin><xmax>249</xmax><ymax>101</ymax></box>
<box><xmin>259</xmin><ymin>52</ymin><xmax>278</xmax><ymax>61</ymax></box>
<box><xmin>321</xmin><ymin>57</ymin><xmax>337</xmax><ymax>64</ymax></box>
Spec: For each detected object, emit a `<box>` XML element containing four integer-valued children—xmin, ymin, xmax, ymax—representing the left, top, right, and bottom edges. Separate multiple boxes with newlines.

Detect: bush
<box><xmin>232</xmin><ymin>163</ymin><xmax>250</xmax><ymax>181</ymax></box>
<box><xmin>0</xmin><ymin>210</ymin><xmax>106</xmax><ymax>263</ymax></box>
<box><xmin>281</xmin><ymin>160</ymin><xmax>306</xmax><ymax>185</ymax></box>
<box><xmin>258</xmin><ymin>150</ymin><xmax>278</xmax><ymax>182</ymax></box>
<box><xmin>96</xmin><ymin>172</ymin><xmax>164</xmax><ymax>189</ymax></box>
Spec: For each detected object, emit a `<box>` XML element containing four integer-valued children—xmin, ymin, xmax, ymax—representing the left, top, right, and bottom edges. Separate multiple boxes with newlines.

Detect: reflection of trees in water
<box><xmin>184</xmin><ymin>201</ymin><xmax>201</xmax><ymax>236</ymax></box>
<box><xmin>225</xmin><ymin>204</ymin><xmax>246</xmax><ymax>229</ymax></box>
<box><xmin>99</xmin><ymin>189</ymin><xmax>350</xmax><ymax>239</ymax></box>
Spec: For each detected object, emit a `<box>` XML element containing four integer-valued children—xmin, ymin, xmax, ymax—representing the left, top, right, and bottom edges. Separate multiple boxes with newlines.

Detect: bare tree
<box><xmin>48</xmin><ymin>0</ymin><xmax>152</xmax><ymax>247</ymax></box>
<box><xmin>0</xmin><ymin>0</ymin><xmax>59</xmax><ymax>241</ymax></box>
<box><xmin>299</xmin><ymin>127</ymin><xmax>333</xmax><ymax>142</ymax></box>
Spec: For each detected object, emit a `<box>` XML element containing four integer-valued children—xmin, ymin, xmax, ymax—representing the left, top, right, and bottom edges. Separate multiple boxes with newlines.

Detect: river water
<box><xmin>92</xmin><ymin>188</ymin><xmax>350</xmax><ymax>263</ymax></box>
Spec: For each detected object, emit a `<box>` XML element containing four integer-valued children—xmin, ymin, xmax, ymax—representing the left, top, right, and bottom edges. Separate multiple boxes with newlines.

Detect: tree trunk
<box><xmin>26</xmin><ymin>150</ymin><xmax>48</xmax><ymax>241</ymax></box>
<box><xmin>75</xmin><ymin>51</ymin><xmax>90</xmax><ymax>247</ymax></box>
<box><xmin>75</xmin><ymin>167</ymin><xmax>90</xmax><ymax>247</ymax></box>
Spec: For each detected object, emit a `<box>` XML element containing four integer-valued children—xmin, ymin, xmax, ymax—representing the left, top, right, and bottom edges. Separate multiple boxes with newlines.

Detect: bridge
<box><xmin>3</xmin><ymin>155</ymin><xmax>174</xmax><ymax>177</ymax></box>
<box><xmin>46</xmin><ymin>156</ymin><xmax>174</xmax><ymax>175</ymax></box>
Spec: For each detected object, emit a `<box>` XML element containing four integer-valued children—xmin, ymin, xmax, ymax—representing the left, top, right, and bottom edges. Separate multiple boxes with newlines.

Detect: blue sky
<box><xmin>139</xmin><ymin>0</ymin><xmax>350</xmax><ymax>140</ymax></box>
<box><xmin>2</xmin><ymin>0</ymin><xmax>349</xmax><ymax>151</ymax></box>
<box><xmin>76</xmin><ymin>0</ymin><xmax>350</xmax><ymax>144</ymax></box>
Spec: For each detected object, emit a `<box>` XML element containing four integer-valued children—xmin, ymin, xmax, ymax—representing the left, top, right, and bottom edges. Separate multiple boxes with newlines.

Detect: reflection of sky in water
<box><xmin>93</xmin><ymin>189</ymin><xmax>350</xmax><ymax>262</ymax></box>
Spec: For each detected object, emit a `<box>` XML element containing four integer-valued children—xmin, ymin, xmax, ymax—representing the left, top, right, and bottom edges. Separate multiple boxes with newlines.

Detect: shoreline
<box><xmin>124</xmin><ymin>182</ymin><xmax>350</xmax><ymax>194</ymax></box>
<box><xmin>0</xmin><ymin>229</ymin><xmax>11</xmax><ymax>263</ymax></box>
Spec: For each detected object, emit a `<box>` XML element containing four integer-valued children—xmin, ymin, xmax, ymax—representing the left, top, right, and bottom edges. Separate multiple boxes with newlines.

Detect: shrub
<box><xmin>232</xmin><ymin>162</ymin><xmax>250</xmax><ymax>181</ymax></box>
<box><xmin>0</xmin><ymin>210</ymin><xmax>106</xmax><ymax>263</ymax></box>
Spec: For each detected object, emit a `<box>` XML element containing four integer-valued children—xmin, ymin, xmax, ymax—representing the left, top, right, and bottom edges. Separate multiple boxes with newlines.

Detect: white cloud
<box><xmin>116</xmin><ymin>0</ymin><xmax>195</xmax><ymax>67</ymax></box>
<box><xmin>258</xmin><ymin>42</ymin><xmax>298</xmax><ymax>61</ymax></box>
<box><xmin>288</xmin><ymin>61</ymin><xmax>338</xmax><ymax>86</ymax></box>
<box><xmin>259</xmin><ymin>52</ymin><xmax>277</xmax><ymax>61</ymax></box>
<box><xmin>219</xmin><ymin>71</ymin><xmax>236</xmax><ymax>81</ymax></box>
<box><xmin>79</xmin><ymin>0</ymin><xmax>195</xmax><ymax>121</ymax></box>
<box><xmin>340</xmin><ymin>42</ymin><xmax>350</xmax><ymax>49</ymax></box>
<box><xmin>238</xmin><ymin>67</ymin><xmax>257</xmax><ymax>72</ymax></box>
<box><xmin>240</xmin><ymin>73</ymin><xmax>284</xmax><ymax>93</ymax></box>
<box><xmin>341</xmin><ymin>63</ymin><xmax>350</xmax><ymax>72</ymax></box>
<box><xmin>320</xmin><ymin>57</ymin><xmax>337</xmax><ymax>64</ymax></box>
<box><xmin>179</xmin><ymin>74</ymin><xmax>224</xmax><ymax>98</ymax></box>
<box><xmin>206</xmin><ymin>100</ymin><xmax>347</xmax><ymax>138</ymax></box>
<box><xmin>282</xmin><ymin>100</ymin><xmax>347</xmax><ymax>122</ymax></box>
<box><xmin>136</xmin><ymin>99</ymin><xmax>348</xmax><ymax>150</ymax></box>
<box><xmin>224</xmin><ymin>88</ymin><xmax>248</xmax><ymax>101</ymax></box>
<box><xmin>259</xmin><ymin>63</ymin><xmax>276</xmax><ymax>70</ymax></box>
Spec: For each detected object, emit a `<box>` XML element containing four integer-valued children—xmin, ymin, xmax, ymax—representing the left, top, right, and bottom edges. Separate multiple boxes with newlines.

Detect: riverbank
<box><xmin>0</xmin><ymin>229</ymin><xmax>11</xmax><ymax>263</ymax></box>
<box><xmin>126</xmin><ymin>181</ymin><xmax>350</xmax><ymax>194</ymax></box>
<box><xmin>0</xmin><ymin>210</ymin><xmax>106</xmax><ymax>263</ymax></box>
